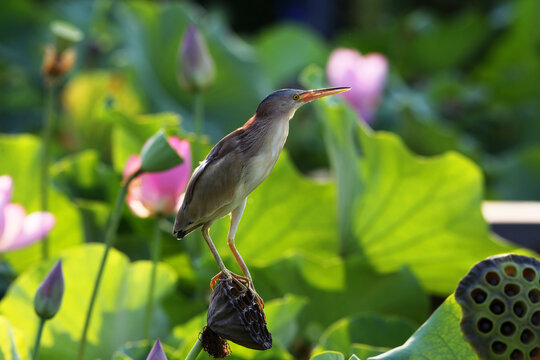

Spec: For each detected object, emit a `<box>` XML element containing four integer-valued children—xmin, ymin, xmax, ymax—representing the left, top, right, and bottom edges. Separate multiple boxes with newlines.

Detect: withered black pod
<box><xmin>205</xmin><ymin>276</ymin><xmax>272</xmax><ymax>353</ymax></box>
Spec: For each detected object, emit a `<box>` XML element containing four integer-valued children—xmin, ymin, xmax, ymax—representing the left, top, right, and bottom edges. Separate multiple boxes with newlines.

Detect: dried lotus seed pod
<box><xmin>206</xmin><ymin>276</ymin><xmax>272</xmax><ymax>351</ymax></box>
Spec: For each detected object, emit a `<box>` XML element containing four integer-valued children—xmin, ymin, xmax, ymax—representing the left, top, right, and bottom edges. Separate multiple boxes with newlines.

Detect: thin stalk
<box><xmin>193</xmin><ymin>91</ymin><xmax>204</xmax><ymax>164</ymax></box>
<box><xmin>143</xmin><ymin>217</ymin><xmax>162</xmax><ymax>340</ymax></box>
<box><xmin>185</xmin><ymin>337</ymin><xmax>202</xmax><ymax>360</ymax></box>
<box><xmin>190</xmin><ymin>92</ymin><xmax>204</xmax><ymax>261</ymax></box>
<box><xmin>40</xmin><ymin>85</ymin><xmax>55</xmax><ymax>260</ymax></box>
<box><xmin>77</xmin><ymin>171</ymin><xmax>140</xmax><ymax>360</ymax></box>
<box><xmin>32</xmin><ymin>318</ymin><xmax>45</xmax><ymax>360</ymax></box>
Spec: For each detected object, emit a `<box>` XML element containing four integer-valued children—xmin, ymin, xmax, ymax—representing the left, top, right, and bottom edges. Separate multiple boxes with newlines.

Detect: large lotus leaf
<box><xmin>301</xmin><ymin>66</ymin><xmax>526</xmax><ymax>295</ymax></box>
<box><xmin>369</xmin><ymin>295</ymin><xmax>477</xmax><ymax>360</ymax></box>
<box><xmin>255</xmin><ymin>24</ymin><xmax>328</xmax><ymax>88</ymax></box>
<box><xmin>0</xmin><ymin>315</ymin><xmax>30</xmax><ymax>360</ymax></box>
<box><xmin>353</xmin><ymin>123</ymin><xmax>519</xmax><ymax>294</ymax></box>
<box><xmin>315</xmin><ymin>313</ymin><xmax>416</xmax><ymax>357</ymax></box>
<box><xmin>251</xmin><ymin>255</ymin><xmax>429</xmax><ymax>328</ymax></box>
<box><xmin>0</xmin><ymin>244</ymin><xmax>177</xmax><ymax>360</ymax></box>
<box><xmin>0</xmin><ymin>134</ymin><xmax>83</xmax><ymax>273</ymax></box>
<box><xmin>167</xmin><ymin>296</ymin><xmax>304</xmax><ymax>360</ymax></box>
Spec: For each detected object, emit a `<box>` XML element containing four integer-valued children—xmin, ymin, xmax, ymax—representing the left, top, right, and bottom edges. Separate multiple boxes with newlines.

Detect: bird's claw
<box><xmin>209</xmin><ymin>270</ymin><xmax>265</xmax><ymax>312</ymax></box>
<box><xmin>210</xmin><ymin>269</ymin><xmax>248</xmax><ymax>291</ymax></box>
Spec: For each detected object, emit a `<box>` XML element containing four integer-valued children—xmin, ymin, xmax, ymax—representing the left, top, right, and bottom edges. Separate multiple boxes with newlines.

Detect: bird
<box><xmin>173</xmin><ymin>87</ymin><xmax>350</xmax><ymax>308</ymax></box>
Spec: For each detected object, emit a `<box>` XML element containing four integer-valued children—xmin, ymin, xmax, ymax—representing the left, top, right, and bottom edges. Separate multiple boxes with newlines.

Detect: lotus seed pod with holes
<box><xmin>455</xmin><ymin>254</ymin><xmax>540</xmax><ymax>360</ymax></box>
<box><xmin>206</xmin><ymin>276</ymin><xmax>272</xmax><ymax>351</ymax></box>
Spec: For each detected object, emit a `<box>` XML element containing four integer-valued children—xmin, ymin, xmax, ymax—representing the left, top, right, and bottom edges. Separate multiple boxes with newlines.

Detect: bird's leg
<box><xmin>202</xmin><ymin>224</ymin><xmax>246</xmax><ymax>290</ymax></box>
<box><xmin>228</xmin><ymin>199</ymin><xmax>264</xmax><ymax>309</ymax></box>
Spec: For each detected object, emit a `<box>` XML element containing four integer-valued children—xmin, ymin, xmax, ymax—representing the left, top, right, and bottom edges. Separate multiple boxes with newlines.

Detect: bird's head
<box><xmin>255</xmin><ymin>87</ymin><xmax>350</xmax><ymax>120</ymax></box>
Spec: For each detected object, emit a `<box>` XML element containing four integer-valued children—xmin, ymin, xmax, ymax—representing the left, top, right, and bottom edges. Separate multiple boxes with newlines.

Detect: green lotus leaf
<box><xmin>368</xmin><ymin>295</ymin><xmax>477</xmax><ymax>360</ymax></box>
<box><xmin>301</xmin><ymin>66</ymin><xmax>526</xmax><ymax>295</ymax></box>
<box><xmin>0</xmin><ymin>244</ymin><xmax>177</xmax><ymax>359</ymax></box>
<box><xmin>315</xmin><ymin>313</ymin><xmax>416</xmax><ymax>357</ymax></box>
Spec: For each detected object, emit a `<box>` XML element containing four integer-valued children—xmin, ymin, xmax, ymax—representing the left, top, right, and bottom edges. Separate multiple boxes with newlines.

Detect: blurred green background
<box><xmin>2</xmin><ymin>0</ymin><xmax>540</xmax><ymax>200</ymax></box>
<box><xmin>0</xmin><ymin>0</ymin><xmax>539</xmax><ymax>359</ymax></box>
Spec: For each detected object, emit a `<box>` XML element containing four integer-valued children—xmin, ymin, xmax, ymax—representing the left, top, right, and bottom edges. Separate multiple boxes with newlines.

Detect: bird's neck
<box><xmin>242</xmin><ymin>114</ymin><xmax>290</xmax><ymax>155</ymax></box>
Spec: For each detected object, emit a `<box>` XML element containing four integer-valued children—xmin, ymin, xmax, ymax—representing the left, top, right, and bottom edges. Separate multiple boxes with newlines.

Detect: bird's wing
<box><xmin>174</xmin><ymin>130</ymin><xmax>245</xmax><ymax>235</ymax></box>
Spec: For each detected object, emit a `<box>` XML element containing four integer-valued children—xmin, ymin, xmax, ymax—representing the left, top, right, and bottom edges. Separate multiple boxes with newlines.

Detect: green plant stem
<box><xmin>190</xmin><ymin>92</ymin><xmax>204</xmax><ymax>261</ymax></box>
<box><xmin>193</xmin><ymin>91</ymin><xmax>204</xmax><ymax>164</ymax></box>
<box><xmin>185</xmin><ymin>336</ymin><xmax>202</xmax><ymax>360</ymax></box>
<box><xmin>40</xmin><ymin>84</ymin><xmax>55</xmax><ymax>260</ymax></box>
<box><xmin>143</xmin><ymin>216</ymin><xmax>162</xmax><ymax>340</ymax></box>
<box><xmin>32</xmin><ymin>318</ymin><xmax>45</xmax><ymax>360</ymax></box>
<box><xmin>76</xmin><ymin>171</ymin><xmax>140</xmax><ymax>360</ymax></box>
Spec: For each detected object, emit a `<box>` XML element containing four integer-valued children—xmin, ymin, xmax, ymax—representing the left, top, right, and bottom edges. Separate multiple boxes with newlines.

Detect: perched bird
<box><xmin>173</xmin><ymin>87</ymin><xmax>350</xmax><ymax>307</ymax></box>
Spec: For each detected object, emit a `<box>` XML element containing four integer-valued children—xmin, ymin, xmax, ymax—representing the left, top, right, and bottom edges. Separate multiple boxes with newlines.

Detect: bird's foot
<box><xmin>209</xmin><ymin>270</ymin><xmax>264</xmax><ymax>311</ymax></box>
<box><xmin>210</xmin><ymin>269</ymin><xmax>249</xmax><ymax>291</ymax></box>
<box><xmin>247</xmin><ymin>280</ymin><xmax>265</xmax><ymax>311</ymax></box>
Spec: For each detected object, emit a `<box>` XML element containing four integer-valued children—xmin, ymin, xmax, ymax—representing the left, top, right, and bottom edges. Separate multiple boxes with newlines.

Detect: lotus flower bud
<box><xmin>178</xmin><ymin>24</ymin><xmax>215</xmax><ymax>92</ymax></box>
<box><xmin>203</xmin><ymin>275</ymin><xmax>272</xmax><ymax>356</ymax></box>
<box><xmin>139</xmin><ymin>131</ymin><xmax>184</xmax><ymax>173</ymax></box>
<box><xmin>146</xmin><ymin>339</ymin><xmax>168</xmax><ymax>360</ymax></box>
<box><xmin>455</xmin><ymin>254</ymin><xmax>540</xmax><ymax>360</ymax></box>
<box><xmin>123</xmin><ymin>133</ymin><xmax>191</xmax><ymax>218</ymax></box>
<box><xmin>34</xmin><ymin>260</ymin><xmax>64</xmax><ymax>320</ymax></box>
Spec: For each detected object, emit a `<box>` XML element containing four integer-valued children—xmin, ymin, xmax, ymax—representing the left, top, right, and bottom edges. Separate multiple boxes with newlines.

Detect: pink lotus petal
<box><xmin>123</xmin><ymin>155</ymin><xmax>142</xmax><ymax>181</ymax></box>
<box><xmin>126</xmin><ymin>192</ymin><xmax>153</xmax><ymax>218</ymax></box>
<box><xmin>0</xmin><ymin>175</ymin><xmax>13</xmax><ymax>236</ymax></box>
<box><xmin>124</xmin><ymin>137</ymin><xmax>192</xmax><ymax>218</ymax></box>
<box><xmin>0</xmin><ymin>203</ymin><xmax>26</xmax><ymax>252</ymax></box>
<box><xmin>326</xmin><ymin>48</ymin><xmax>388</xmax><ymax>124</ymax></box>
<box><xmin>14</xmin><ymin>211</ymin><xmax>56</xmax><ymax>250</ymax></box>
<box><xmin>0</xmin><ymin>175</ymin><xmax>13</xmax><ymax>207</ymax></box>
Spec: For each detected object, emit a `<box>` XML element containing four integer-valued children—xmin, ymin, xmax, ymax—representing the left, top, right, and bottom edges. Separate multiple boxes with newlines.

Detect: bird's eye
<box><xmin>293</xmin><ymin>94</ymin><xmax>300</xmax><ymax>101</ymax></box>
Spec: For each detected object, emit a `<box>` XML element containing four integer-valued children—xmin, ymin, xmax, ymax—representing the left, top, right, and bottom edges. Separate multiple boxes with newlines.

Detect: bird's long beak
<box><xmin>299</xmin><ymin>86</ymin><xmax>351</xmax><ymax>103</ymax></box>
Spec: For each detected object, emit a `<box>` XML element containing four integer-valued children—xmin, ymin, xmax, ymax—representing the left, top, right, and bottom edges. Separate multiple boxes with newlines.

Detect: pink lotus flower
<box><xmin>123</xmin><ymin>137</ymin><xmax>192</xmax><ymax>218</ymax></box>
<box><xmin>0</xmin><ymin>175</ymin><xmax>55</xmax><ymax>252</ymax></box>
<box><xmin>326</xmin><ymin>48</ymin><xmax>389</xmax><ymax>124</ymax></box>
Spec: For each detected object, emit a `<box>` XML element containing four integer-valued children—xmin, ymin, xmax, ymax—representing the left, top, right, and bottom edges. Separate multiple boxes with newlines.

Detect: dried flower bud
<box><xmin>206</xmin><ymin>276</ymin><xmax>272</xmax><ymax>352</ymax></box>
<box><xmin>42</xmin><ymin>46</ymin><xmax>77</xmax><ymax>82</ymax></box>
<box><xmin>455</xmin><ymin>254</ymin><xmax>540</xmax><ymax>360</ymax></box>
<box><xmin>146</xmin><ymin>339</ymin><xmax>168</xmax><ymax>360</ymax></box>
<box><xmin>178</xmin><ymin>24</ymin><xmax>215</xmax><ymax>92</ymax></box>
<box><xmin>42</xmin><ymin>21</ymin><xmax>82</xmax><ymax>83</ymax></box>
<box><xmin>34</xmin><ymin>260</ymin><xmax>64</xmax><ymax>320</ymax></box>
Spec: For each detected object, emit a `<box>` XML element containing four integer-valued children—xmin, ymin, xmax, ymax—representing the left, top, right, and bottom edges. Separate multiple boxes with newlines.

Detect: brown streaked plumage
<box><xmin>173</xmin><ymin>87</ymin><xmax>350</xmax><ymax>308</ymax></box>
